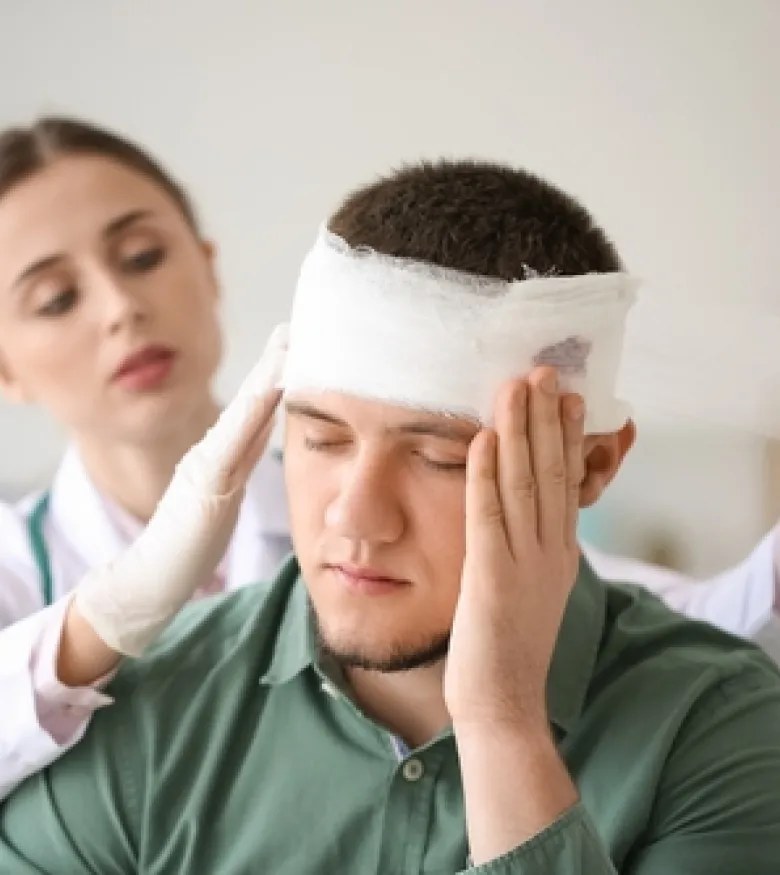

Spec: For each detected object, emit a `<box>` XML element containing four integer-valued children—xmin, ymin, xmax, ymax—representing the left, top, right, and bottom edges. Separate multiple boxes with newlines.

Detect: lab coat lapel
<box><xmin>49</xmin><ymin>447</ymin><xmax>129</xmax><ymax>569</ymax></box>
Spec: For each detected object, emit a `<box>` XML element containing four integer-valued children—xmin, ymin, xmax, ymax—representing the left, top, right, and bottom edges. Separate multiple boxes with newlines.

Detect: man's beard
<box><xmin>316</xmin><ymin>618</ymin><xmax>450</xmax><ymax>673</ymax></box>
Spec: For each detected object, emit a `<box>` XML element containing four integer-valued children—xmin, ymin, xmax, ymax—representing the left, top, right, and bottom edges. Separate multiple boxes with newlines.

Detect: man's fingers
<box><xmin>465</xmin><ymin>428</ymin><xmax>508</xmax><ymax>560</ymax></box>
<box><xmin>494</xmin><ymin>380</ymin><xmax>537</xmax><ymax>558</ymax></box>
<box><xmin>561</xmin><ymin>394</ymin><xmax>585</xmax><ymax>549</ymax></box>
<box><xmin>528</xmin><ymin>368</ymin><xmax>566</xmax><ymax>546</ymax></box>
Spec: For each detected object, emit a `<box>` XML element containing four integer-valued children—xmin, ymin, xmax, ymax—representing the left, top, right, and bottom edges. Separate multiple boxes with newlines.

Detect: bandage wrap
<box><xmin>282</xmin><ymin>228</ymin><xmax>640</xmax><ymax>433</ymax></box>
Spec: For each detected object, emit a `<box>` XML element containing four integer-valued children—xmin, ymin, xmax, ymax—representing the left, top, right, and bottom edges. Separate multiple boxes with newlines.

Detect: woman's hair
<box><xmin>0</xmin><ymin>116</ymin><xmax>200</xmax><ymax>232</ymax></box>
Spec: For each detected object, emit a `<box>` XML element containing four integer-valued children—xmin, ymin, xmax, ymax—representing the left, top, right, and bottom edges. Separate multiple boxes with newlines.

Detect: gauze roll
<box><xmin>282</xmin><ymin>228</ymin><xmax>641</xmax><ymax>433</ymax></box>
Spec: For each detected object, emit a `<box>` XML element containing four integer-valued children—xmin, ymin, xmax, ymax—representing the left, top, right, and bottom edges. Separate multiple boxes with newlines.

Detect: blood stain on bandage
<box><xmin>532</xmin><ymin>336</ymin><xmax>592</xmax><ymax>375</ymax></box>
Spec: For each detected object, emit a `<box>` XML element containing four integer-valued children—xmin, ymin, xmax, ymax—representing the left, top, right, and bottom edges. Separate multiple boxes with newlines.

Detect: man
<box><xmin>1</xmin><ymin>160</ymin><xmax>779</xmax><ymax>873</ymax></box>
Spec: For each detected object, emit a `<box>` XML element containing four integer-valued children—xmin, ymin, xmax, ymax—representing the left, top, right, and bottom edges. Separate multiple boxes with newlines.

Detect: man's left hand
<box><xmin>444</xmin><ymin>367</ymin><xmax>585</xmax><ymax>731</ymax></box>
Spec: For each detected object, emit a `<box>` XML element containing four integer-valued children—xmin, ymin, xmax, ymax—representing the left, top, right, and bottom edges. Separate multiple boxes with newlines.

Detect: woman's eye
<box><xmin>37</xmin><ymin>288</ymin><xmax>77</xmax><ymax>317</ymax></box>
<box><xmin>122</xmin><ymin>247</ymin><xmax>165</xmax><ymax>273</ymax></box>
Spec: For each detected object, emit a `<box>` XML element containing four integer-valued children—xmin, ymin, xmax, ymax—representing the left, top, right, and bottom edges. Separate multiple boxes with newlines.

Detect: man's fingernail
<box><xmin>568</xmin><ymin>400</ymin><xmax>584</xmax><ymax>421</ymax></box>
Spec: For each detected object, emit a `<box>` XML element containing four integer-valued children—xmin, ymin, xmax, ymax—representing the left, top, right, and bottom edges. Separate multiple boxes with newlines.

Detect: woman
<box><xmin>0</xmin><ymin>116</ymin><xmax>291</xmax><ymax>798</ymax></box>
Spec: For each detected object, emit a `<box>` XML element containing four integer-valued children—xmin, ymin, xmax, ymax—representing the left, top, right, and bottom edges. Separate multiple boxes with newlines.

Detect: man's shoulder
<box><xmin>600</xmin><ymin>578</ymin><xmax>780</xmax><ymax>693</ymax></box>
<box><xmin>582</xmin><ymin>543</ymin><xmax>691</xmax><ymax>592</ymax></box>
<box><xmin>108</xmin><ymin>556</ymin><xmax>303</xmax><ymax>698</ymax></box>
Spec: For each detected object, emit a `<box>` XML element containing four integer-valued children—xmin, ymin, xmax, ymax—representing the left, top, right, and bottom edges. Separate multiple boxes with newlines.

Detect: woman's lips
<box><xmin>113</xmin><ymin>346</ymin><xmax>177</xmax><ymax>391</ymax></box>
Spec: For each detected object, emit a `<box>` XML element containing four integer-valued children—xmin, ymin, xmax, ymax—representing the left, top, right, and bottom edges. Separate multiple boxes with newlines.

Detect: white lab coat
<box><xmin>0</xmin><ymin>449</ymin><xmax>778</xmax><ymax>801</ymax></box>
<box><xmin>0</xmin><ymin>446</ymin><xmax>292</xmax><ymax>800</ymax></box>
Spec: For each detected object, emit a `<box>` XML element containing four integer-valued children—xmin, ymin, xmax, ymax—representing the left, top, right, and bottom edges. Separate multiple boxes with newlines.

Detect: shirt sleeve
<box><xmin>459</xmin><ymin>652</ymin><xmax>780</xmax><ymax>875</ymax></box>
<box><xmin>0</xmin><ymin>595</ymin><xmax>113</xmax><ymax>802</ymax></box>
<box><xmin>459</xmin><ymin>805</ymin><xmax>618</xmax><ymax>874</ymax></box>
<box><xmin>618</xmin><ymin>652</ymin><xmax>780</xmax><ymax>873</ymax></box>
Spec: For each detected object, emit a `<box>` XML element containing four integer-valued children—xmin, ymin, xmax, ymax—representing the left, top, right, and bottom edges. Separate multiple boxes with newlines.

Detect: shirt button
<box><xmin>402</xmin><ymin>758</ymin><xmax>424</xmax><ymax>782</ymax></box>
<box><xmin>320</xmin><ymin>680</ymin><xmax>341</xmax><ymax>699</ymax></box>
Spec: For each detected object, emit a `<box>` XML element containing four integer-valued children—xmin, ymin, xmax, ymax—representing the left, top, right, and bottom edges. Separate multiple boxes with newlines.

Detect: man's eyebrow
<box><xmin>284</xmin><ymin>401</ymin><xmax>349</xmax><ymax>427</ymax></box>
<box><xmin>389</xmin><ymin>420</ymin><xmax>475</xmax><ymax>444</ymax></box>
<box><xmin>284</xmin><ymin>400</ymin><xmax>475</xmax><ymax>443</ymax></box>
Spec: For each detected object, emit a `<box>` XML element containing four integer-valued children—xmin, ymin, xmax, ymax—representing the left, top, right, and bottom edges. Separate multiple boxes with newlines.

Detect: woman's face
<box><xmin>0</xmin><ymin>154</ymin><xmax>222</xmax><ymax>444</ymax></box>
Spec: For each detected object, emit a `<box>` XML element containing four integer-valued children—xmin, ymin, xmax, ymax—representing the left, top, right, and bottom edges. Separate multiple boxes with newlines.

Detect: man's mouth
<box><xmin>329</xmin><ymin>564</ymin><xmax>410</xmax><ymax>596</ymax></box>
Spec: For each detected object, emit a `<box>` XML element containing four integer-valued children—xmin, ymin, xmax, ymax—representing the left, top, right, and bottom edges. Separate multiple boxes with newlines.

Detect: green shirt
<box><xmin>2</xmin><ymin>557</ymin><xmax>780</xmax><ymax>874</ymax></box>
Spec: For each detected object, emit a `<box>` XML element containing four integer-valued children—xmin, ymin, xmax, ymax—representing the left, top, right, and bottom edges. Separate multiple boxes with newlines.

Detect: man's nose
<box><xmin>324</xmin><ymin>450</ymin><xmax>404</xmax><ymax>545</ymax></box>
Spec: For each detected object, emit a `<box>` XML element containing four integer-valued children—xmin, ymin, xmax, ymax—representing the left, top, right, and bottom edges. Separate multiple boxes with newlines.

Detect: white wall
<box><xmin>0</xmin><ymin>0</ymin><xmax>778</xmax><ymax>574</ymax></box>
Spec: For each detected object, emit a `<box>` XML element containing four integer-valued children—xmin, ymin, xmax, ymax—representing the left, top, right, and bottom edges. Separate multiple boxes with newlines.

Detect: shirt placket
<box><xmin>314</xmin><ymin>666</ymin><xmax>459</xmax><ymax>872</ymax></box>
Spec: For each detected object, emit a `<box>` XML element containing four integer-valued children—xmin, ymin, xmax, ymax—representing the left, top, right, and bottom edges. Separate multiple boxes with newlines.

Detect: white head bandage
<box><xmin>282</xmin><ymin>228</ymin><xmax>641</xmax><ymax>433</ymax></box>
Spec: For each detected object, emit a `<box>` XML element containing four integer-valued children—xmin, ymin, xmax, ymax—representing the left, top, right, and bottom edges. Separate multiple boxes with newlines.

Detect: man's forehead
<box><xmin>284</xmin><ymin>391</ymin><xmax>478</xmax><ymax>441</ymax></box>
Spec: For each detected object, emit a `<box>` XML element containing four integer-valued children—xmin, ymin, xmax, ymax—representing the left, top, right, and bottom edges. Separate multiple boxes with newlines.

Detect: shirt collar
<box><xmin>258</xmin><ymin>554</ymin><xmax>606</xmax><ymax>738</ymax></box>
<box><xmin>258</xmin><ymin>559</ymin><xmax>317</xmax><ymax>686</ymax></box>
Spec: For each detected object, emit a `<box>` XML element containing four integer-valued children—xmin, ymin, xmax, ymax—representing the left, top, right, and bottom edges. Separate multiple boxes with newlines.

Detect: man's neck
<box><xmin>76</xmin><ymin>397</ymin><xmax>221</xmax><ymax>523</ymax></box>
<box><xmin>345</xmin><ymin>661</ymin><xmax>451</xmax><ymax>750</ymax></box>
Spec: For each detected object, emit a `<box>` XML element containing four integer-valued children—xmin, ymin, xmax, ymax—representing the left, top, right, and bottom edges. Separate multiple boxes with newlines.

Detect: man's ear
<box><xmin>0</xmin><ymin>353</ymin><xmax>29</xmax><ymax>404</ymax></box>
<box><xmin>579</xmin><ymin>419</ymin><xmax>636</xmax><ymax>508</ymax></box>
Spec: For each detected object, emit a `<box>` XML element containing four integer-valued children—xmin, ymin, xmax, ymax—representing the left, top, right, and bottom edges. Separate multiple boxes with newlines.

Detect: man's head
<box><xmin>328</xmin><ymin>159</ymin><xmax>624</xmax><ymax>278</ymax></box>
<box><xmin>283</xmin><ymin>159</ymin><xmax>636</xmax><ymax>672</ymax></box>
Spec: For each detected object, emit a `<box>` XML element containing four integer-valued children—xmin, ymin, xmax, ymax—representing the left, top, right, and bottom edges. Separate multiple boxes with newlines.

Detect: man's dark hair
<box><xmin>328</xmin><ymin>159</ymin><xmax>623</xmax><ymax>279</ymax></box>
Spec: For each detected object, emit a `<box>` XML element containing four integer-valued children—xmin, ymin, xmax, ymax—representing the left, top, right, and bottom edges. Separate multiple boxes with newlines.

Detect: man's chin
<box><xmin>316</xmin><ymin>625</ymin><xmax>450</xmax><ymax>674</ymax></box>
